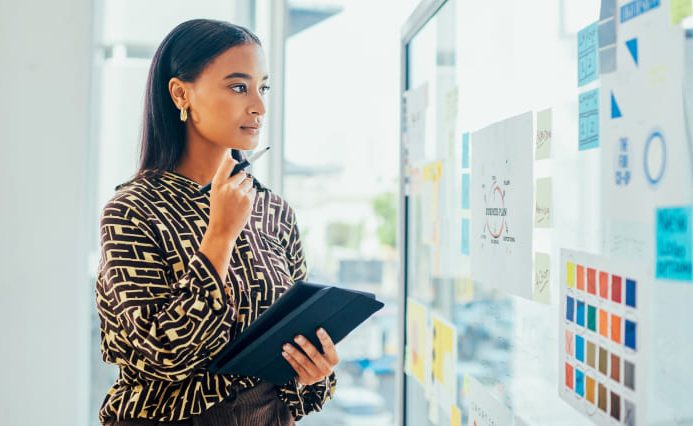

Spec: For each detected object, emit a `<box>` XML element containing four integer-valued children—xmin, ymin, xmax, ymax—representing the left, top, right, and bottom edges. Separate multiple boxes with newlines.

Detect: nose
<box><xmin>248</xmin><ymin>89</ymin><xmax>266</xmax><ymax>117</ymax></box>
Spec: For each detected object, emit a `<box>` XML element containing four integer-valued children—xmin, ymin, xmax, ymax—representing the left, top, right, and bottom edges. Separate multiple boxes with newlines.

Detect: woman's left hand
<box><xmin>282</xmin><ymin>327</ymin><xmax>339</xmax><ymax>387</ymax></box>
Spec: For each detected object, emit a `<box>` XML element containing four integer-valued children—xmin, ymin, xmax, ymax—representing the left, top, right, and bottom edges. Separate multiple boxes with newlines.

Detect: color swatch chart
<box><xmin>559</xmin><ymin>250</ymin><xmax>646</xmax><ymax>425</ymax></box>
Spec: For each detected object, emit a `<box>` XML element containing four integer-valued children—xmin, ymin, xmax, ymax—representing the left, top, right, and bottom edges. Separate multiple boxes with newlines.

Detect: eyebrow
<box><xmin>223</xmin><ymin>72</ymin><xmax>269</xmax><ymax>81</ymax></box>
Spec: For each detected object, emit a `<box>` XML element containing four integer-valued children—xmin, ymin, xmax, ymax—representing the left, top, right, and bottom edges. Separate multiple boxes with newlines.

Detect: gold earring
<box><xmin>180</xmin><ymin>107</ymin><xmax>188</xmax><ymax>122</ymax></box>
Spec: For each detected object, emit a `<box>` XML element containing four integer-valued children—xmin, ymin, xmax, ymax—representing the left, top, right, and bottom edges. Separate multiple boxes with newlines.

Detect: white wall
<box><xmin>0</xmin><ymin>0</ymin><xmax>93</xmax><ymax>424</ymax></box>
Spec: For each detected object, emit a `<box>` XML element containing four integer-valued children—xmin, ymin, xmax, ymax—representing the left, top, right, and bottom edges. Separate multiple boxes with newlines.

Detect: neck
<box><xmin>174</xmin><ymin>128</ymin><xmax>230</xmax><ymax>186</ymax></box>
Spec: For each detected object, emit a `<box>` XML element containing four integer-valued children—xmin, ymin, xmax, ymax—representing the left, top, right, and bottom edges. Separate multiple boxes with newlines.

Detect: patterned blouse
<box><xmin>95</xmin><ymin>170</ymin><xmax>336</xmax><ymax>423</ymax></box>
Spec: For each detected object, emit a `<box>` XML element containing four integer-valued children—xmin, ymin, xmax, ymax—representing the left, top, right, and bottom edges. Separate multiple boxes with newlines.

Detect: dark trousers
<box><xmin>104</xmin><ymin>382</ymin><xmax>295</xmax><ymax>426</ymax></box>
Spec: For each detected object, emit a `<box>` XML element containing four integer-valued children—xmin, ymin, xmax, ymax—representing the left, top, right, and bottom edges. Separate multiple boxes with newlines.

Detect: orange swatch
<box><xmin>586</xmin><ymin>375</ymin><xmax>596</xmax><ymax>404</ymax></box>
<box><xmin>587</xmin><ymin>268</ymin><xmax>597</xmax><ymax>295</ymax></box>
<box><xmin>599</xmin><ymin>309</ymin><xmax>609</xmax><ymax>337</ymax></box>
<box><xmin>577</xmin><ymin>265</ymin><xmax>585</xmax><ymax>291</ymax></box>
<box><xmin>611</xmin><ymin>314</ymin><xmax>622</xmax><ymax>344</ymax></box>
<box><xmin>599</xmin><ymin>271</ymin><xmax>609</xmax><ymax>299</ymax></box>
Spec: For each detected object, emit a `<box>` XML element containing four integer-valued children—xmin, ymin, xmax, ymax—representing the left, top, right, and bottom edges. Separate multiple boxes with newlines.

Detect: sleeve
<box><xmin>277</xmin><ymin>373</ymin><xmax>337</xmax><ymax>420</ymax></box>
<box><xmin>96</xmin><ymin>198</ymin><xmax>235</xmax><ymax>382</ymax></box>
<box><xmin>276</xmin><ymin>206</ymin><xmax>337</xmax><ymax>419</ymax></box>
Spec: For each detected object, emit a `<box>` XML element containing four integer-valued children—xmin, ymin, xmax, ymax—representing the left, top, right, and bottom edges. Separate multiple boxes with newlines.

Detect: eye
<box><xmin>260</xmin><ymin>85</ymin><xmax>271</xmax><ymax>95</ymax></box>
<box><xmin>230</xmin><ymin>84</ymin><xmax>247</xmax><ymax>94</ymax></box>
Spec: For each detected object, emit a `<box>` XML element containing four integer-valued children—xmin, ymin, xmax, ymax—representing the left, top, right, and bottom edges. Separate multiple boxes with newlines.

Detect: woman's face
<box><xmin>177</xmin><ymin>43</ymin><xmax>269</xmax><ymax>151</ymax></box>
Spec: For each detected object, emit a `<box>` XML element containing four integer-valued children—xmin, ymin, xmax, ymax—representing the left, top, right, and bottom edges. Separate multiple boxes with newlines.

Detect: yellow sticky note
<box><xmin>566</xmin><ymin>262</ymin><xmax>576</xmax><ymax>288</ymax></box>
<box><xmin>671</xmin><ymin>0</ymin><xmax>692</xmax><ymax>24</ymax></box>
<box><xmin>451</xmin><ymin>404</ymin><xmax>462</xmax><ymax>426</ymax></box>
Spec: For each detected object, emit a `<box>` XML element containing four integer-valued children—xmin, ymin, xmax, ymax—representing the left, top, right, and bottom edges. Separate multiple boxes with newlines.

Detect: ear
<box><xmin>168</xmin><ymin>77</ymin><xmax>189</xmax><ymax>110</ymax></box>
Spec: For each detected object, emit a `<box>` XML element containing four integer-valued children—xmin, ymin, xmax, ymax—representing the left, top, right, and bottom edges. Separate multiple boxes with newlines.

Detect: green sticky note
<box><xmin>671</xmin><ymin>0</ymin><xmax>692</xmax><ymax>24</ymax></box>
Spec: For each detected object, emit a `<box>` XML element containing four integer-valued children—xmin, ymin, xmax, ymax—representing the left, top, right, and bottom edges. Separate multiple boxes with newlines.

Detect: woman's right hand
<box><xmin>207</xmin><ymin>152</ymin><xmax>257</xmax><ymax>241</ymax></box>
<box><xmin>199</xmin><ymin>153</ymin><xmax>257</xmax><ymax>282</ymax></box>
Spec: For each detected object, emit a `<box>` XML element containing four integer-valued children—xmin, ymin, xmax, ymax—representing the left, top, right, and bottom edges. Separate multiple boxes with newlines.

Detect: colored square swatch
<box><xmin>611</xmin><ymin>391</ymin><xmax>621</xmax><ymax>421</ymax></box>
<box><xmin>624</xmin><ymin>360</ymin><xmax>635</xmax><ymax>390</ymax></box>
<box><xmin>625</xmin><ymin>319</ymin><xmax>637</xmax><ymax>350</ymax></box>
<box><xmin>599</xmin><ymin>346</ymin><xmax>608</xmax><ymax>375</ymax></box>
<box><xmin>587</xmin><ymin>268</ymin><xmax>597</xmax><ymax>294</ymax></box>
<box><xmin>599</xmin><ymin>309</ymin><xmax>609</xmax><ymax>337</ymax></box>
<box><xmin>577</xmin><ymin>300</ymin><xmax>586</xmax><ymax>327</ymax></box>
<box><xmin>612</xmin><ymin>275</ymin><xmax>623</xmax><ymax>303</ymax></box>
<box><xmin>566</xmin><ymin>362</ymin><xmax>575</xmax><ymax>389</ymax></box>
<box><xmin>576</xmin><ymin>368</ymin><xmax>585</xmax><ymax>397</ymax></box>
<box><xmin>599</xmin><ymin>271</ymin><xmax>609</xmax><ymax>299</ymax></box>
<box><xmin>566</xmin><ymin>330</ymin><xmax>575</xmax><ymax>356</ymax></box>
<box><xmin>576</xmin><ymin>334</ymin><xmax>585</xmax><ymax>362</ymax></box>
<box><xmin>626</xmin><ymin>279</ymin><xmax>637</xmax><ymax>308</ymax></box>
<box><xmin>566</xmin><ymin>296</ymin><xmax>575</xmax><ymax>321</ymax></box>
<box><xmin>611</xmin><ymin>314</ymin><xmax>622</xmax><ymax>344</ymax></box>
<box><xmin>586</xmin><ymin>375</ymin><xmax>596</xmax><ymax>404</ymax></box>
<box><xmin>567</xmin><ymin>262</ymin><xmax>576</xmax><ymax>287</ymax></box>
<box><xmin>598</xmin><ymin>383</ymin><xmax>608</xmax><ymax>412</ymax></box>
<box><xmin>577</xmin><ymin>264</ymin><xmax>585</xmax><ymax>291</ymax></box>
<box><xmin>586</xmin><ymin>341</ymin><xmax>596</xmax><ymax>368</ymax></box>
<box><xmin>587</xmin><ymin>305</ymin><xmax>597</xmax><ymax>331</ymax></box>
<box><xmin>624</xmin><ymin>399</ymin><xmax>636</xmax><ymax>425</ymax></box>
<box><xmin>611</xmin><ymin>353</ymin><xmax>621</xmax><ymax>383</ymax></box>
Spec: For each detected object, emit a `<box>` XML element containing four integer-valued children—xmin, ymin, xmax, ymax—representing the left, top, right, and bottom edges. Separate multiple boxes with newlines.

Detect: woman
<box><xmin>95</xmin><ymin>19</ymin><xmax>338</xmax><ymax>425</ymax></box>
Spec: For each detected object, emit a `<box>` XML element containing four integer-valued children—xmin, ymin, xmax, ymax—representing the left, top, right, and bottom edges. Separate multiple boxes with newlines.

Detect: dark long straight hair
<box><xmin>137</xmin><ymin>19</ymin><xmax>261</xmax><ymax>175</ymax></box>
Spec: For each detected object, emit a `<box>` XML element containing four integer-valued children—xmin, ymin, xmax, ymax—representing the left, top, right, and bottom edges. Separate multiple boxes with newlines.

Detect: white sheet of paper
<box><xmin>559</xmin><ymin>249</ymin><xmax>648</xmax><ymax>425</ymax></box>
<box><xmin>601</xmin><ymin>3</ymin><xmax>693</xmax><ymax>261</ymax></box>
<box><xmin>466</xmin><ymin>375</ymin><xmax>514</xmax><ymax>426</ymax></box>
<box><xmin>471</xmin><ymin>112</ymin><xmax>534</xmax><ymax>299</ymax></box>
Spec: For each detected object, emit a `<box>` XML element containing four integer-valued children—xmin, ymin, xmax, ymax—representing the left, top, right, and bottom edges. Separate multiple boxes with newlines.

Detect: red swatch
<box><xmin>587</xmin><ymin>268</ymin><xmax>597</xmax><ymax>295</ymax></box>
<box><xmin>612</xmin><ymin>275</ymin><xmax>623</xmax><ymax>303</ymax></box>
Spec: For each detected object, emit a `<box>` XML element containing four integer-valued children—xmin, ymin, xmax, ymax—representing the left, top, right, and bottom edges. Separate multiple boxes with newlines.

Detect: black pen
<box><xmin>199</xmin><ymin>146</ymin><xmax>271</xmax><ymax>195</ymax></box>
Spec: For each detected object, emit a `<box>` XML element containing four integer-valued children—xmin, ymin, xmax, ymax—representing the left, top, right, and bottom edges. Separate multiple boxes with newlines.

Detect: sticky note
<box><xmin>576</xmin><ymin>368</ymin><xmax>585</xmax><ymax>397</ymax></box>
<box><xmin>576</xmin><ymin>335</ymin><xmax>585</xmax><ymax>362</ymax></box>
<box><xmin>534</xmin><ymin>252</ymin><xmax>551</xmax><ymax>304</ymax></box>
<box><xmin>587</xmin><ymin>341</ymin><xmax>596</xmax><ymax>367</ymax></box>
<box><xmin>625</xmin><ymin>319</ymin><xmax>637</xmax><ymax>350</ymax></box>
<box><xmin>566</xmin><ymin>296</ymin><xmax>575</xmax><ymax>321</ymax></box>
<box><xmin>656</xmin><ymin>206</ymin><xmax>693</xmax><ymax>281</ymax></box>
<box><xmin>671</xmin><ymin>0</ymin><xmax>692</xmax><ymax>24</ymax></box>
<box><xmin>577</xmin><ymin>265</ymin><xmax>585</xmax><ymax>290</ymax></box>
<box><xmin>536</xmin><ymin>108</ymin><xmax>552</xmax><ymax>160</ymax></box>
<box><xmin>587</xmin><ymin>305</ymin><xmax>597</xmax><ymax>331</ymax></box>
<box><xmin>451</xmin><ymin>404</ymin><xmax>462</xmax><ymax>426</ymax></box>
<box><xmin>611</xmin><ymin>314</ymin><xmax>622</xmax><ymax>344</ymax></box>
<box><xmin>586</xmin><ymin>375</ymin><xmax>596</xmax><ymax>404</ymax></box>
<box><xmin>587</xmin><ymin>268</ymin><xmax>597</xmax><ymax>294</ymax></box>
<box><xmin>578</xmin><ymin>22</ymin><xmax>599</xmax><ymax>87</ymax></box>
<box><xmin>566</xmin><ymin>363</ymin><xmax>575</xmax><ymax>389</ymax></box>
<box><xmin>535</xmin><ymin>177</ymin><xmax>552</xmax><ymax>228</ymax></box>
<box><xmin>611</xmin><ymin>353</ymin><xmax>621</xmax><ymax>383</ymax></box>
<box><xmin>599</xmin><ymin>271</ymin><xmax>609</xmax><ymax>299</ymax></box>
<box><xmin>461</xmin><ymin>218</ymin><xmax>470</xmax><ymax>255</ymax></box>
<box><xmin>612</xmin><ymin>275</ymin><xmax>623</xmax><ymax>303</ymax></box>
<box><xmin>599</xmin><ymin>309</ymin><xmax>609</xmax><ymax>337</ymax></box>
<box><xmin>462</xmin><ymin>173</ymin><xmax>470</xmax><ymax>209</ymax></box>
<box><xmin>626</xmin><ymin>279</ymin><xmax>637</xmax><ymax>308</ymax></box>
<box><xmin>577</xmin><ymin>300</ymin><xmax>586</xmax><ymax>327</ymax></box>
<box><xmin>579</xmin><ymin>88</ymin><xmax>600</xmax><ymax>150</ymax></box>
<box><xmin>462</xmin><ymin>132</ymin><xmax>470</xmax><ymax>168</ymax></box>
<box><xmin>567</xmin><ymin>262</ymin><xmax>576</xmax><ymax>287</ymax></box>
<box><xmin>620</xmin><ymin>0</ymin><xmax>661</xmax><ymax>23</ymax></box>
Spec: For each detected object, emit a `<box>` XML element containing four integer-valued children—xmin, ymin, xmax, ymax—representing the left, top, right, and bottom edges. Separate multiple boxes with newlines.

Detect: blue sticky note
<box><xmin>462</xmin><ymin>174</ymin><xmax>470</xmax><ymax>209</ymax></box>
<box><xmin>656</xmin><ymin>206</ymin><xmax>693</xmax><ymax>281</ymax></box>
<box><xmin>626</xmin><ymin>279</ymin><xmax>637</xmax><ymax>308</ymax></box>
<box><xmin>576</xmin><ymin>335</ymin><xmax>585</xmax><ymax>362</ymax></box>
<box><xmin>577</xmin><ymin>300</ymin><xmax>586</xmax><ymax>327</ymax></box>
<box><xmin>461</xmin><ymin>218</ymin><xmax>470</xmax><ymax>256</ymax></box>
<box><xmin>575</xmin><ymin>368</ymin><xmax>585</xmax><ymax>397</ymax></box>
<box><xmin>462</xmin><ymin>132</ymin><xmax>470</xmax><ymax>168</ymax></box>
<box><xmin>625</xmin><ymin>319</ymin><xmax>637</xmax><ymax>350</ymax></box>
<box><xmin>579</xmin><ymin>89</ymin><xmax>600</xmax><ymax>150</ymax></box>
<box><xmin>566</xmin><ymin>296</ymin><xmax>575</xmax><ymax>321</ymax></box>
<box><xmin>578</xmin><ymin>22</ymin><xmax>599</xmax><ymax>87</ymax></box>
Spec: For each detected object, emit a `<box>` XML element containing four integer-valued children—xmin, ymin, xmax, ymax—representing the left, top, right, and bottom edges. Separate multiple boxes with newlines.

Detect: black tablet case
<box><xmin>207</xmin><ymin>281</ymin><xmax>384</xmax><ymax>385</ymax></box>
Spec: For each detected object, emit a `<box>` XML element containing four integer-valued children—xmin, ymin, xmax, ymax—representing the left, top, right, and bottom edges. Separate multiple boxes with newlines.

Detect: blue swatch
<box><xmin>576</xmin><ymin>335</ymin><xmax>585</xmax><ymax>362</ymax></box>
<box><xmin>656</xmin><ymin>206</ymin><xmax>693</xmax><ymax>282</ymax></box>
<box><xmin>625</xmin><ymin>279</ymin><xmax>636</xmax><ymax>308</ymax></box>
<box><xmin>579</xmin><ymin>88</ymin><xmax>600</xmax><ymax>150</ymax></box>
<box><xmin>578</xmin><ymin>22</ymin><xmax>599</xmax><ymax>87</ymax></box>
<box><xmin>461</xmin><ymin>218</ymin><xmax>470</xmax><ymax>256</ymax></box>
<box><xmin>462</xmin><ymin>174</ymin><xmax>470</xmax><ymax>209</ymax></box>
<box><xmin>575</xmin><ymin>368</ymin><xmax>585</xmax><ymax>397</ymax></box>
<box><xmin>577</xmin><ymin>300</ymin><xmax>586</xmax><ymax>327</ymax></box>
<box><xmin>462</xmin><ymin>133</ymin><xmax>470</xmax><ymax>168</ymax></box>
<box><xmin>566</xmin><ymin>296</ymin><xmax>575</xmax><ymax>321</ymax></box>
<box><xmin>625</xmin><ymin>319</ymin><xmax>637</xmax><ymax>350</ymax></box>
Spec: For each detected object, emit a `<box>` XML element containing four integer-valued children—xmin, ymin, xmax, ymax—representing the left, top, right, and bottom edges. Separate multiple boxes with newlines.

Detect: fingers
<box><xmin>237</xmin><ymin>176</ymin><xmax>254</xmax><ymax>194</ymax></box>
<box><xmin>283</xmin><ymin>343</ymin><xmax>320</xmax><ymax>379</ymax></box>
<box><xmin>317</xmin><ymin>328</ymin><xmax>339</xmax><ymax>366</ymax></box>
<box><xmin>213</xmin><ymin>151</ymin><xmax>237</xmax><ymax>185</ymax></box>
<box><xmin>293</xmin><ymin>335</ymin><xmax>333</xmax><ymax>373</ymax></box>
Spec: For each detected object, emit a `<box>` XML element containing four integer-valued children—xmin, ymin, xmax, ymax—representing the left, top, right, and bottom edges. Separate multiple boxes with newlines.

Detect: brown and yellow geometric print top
<box><xmin>95</xmin><ymin>170</ymin><xmax>336</xmax><ymax>423</ymax></box>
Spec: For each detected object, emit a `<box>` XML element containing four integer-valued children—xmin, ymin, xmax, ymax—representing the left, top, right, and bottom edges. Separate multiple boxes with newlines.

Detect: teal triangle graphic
<box><xmin>626</xmin><ymin>38</ymin><xmax>638</xmax><ymax>66</ymax></box>
<box><xmin>611</xmin><ymin>91</ymin><xmax>622</xmax><ymax>119</ymax></box>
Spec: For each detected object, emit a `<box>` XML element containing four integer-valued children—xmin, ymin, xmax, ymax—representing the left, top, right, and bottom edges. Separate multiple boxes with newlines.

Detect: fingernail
<box><xmin>295</xmin><ymin>335</ymin><xmax>304</xmax><ymax>343</ymax></box>
<box><xmin>283</xmin><ymin>344</ymin><xmax>291</xmax><ymax>351</ymax></box>
<box><xmin>282</xmin><ymin>352</ymin><xmax>289</xmax><ymax>358</ymax></box>
<box><xmin>318</xmin><ymin>328</ymin><xmax>326</xmax><ymax>336</ymax></box>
